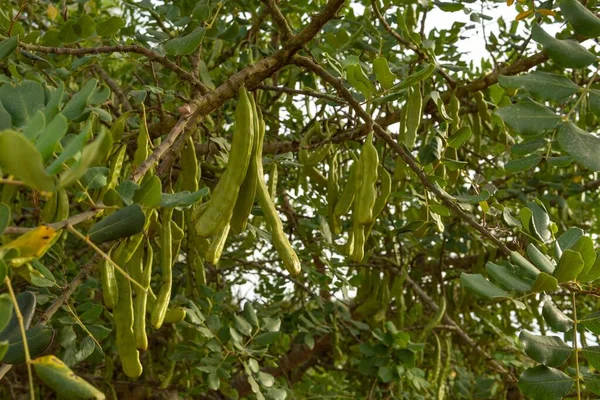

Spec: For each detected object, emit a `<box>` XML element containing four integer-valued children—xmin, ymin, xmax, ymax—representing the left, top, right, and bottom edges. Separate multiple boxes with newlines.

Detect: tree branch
<box><xmin>293</xmin><ymin>55</ymin><xmax>512</xmax><ymax>255</ymax></box>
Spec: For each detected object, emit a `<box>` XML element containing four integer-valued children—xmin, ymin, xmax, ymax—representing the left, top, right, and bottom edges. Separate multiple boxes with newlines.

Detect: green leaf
<box><xmin>448</xmin><ymin>126</ymin><xmax>472</xmax><ymax>149</ymax></box>
<box><xmin>511</xmin><ymin>251</ymin><xmax>541</xmax><ymax>279</ymax></box>
<box><xmin>0</xmin><ymin>295</ymin><xmax>12</xmax><ymax>332</ymax></box>
<box><xmin>373</xmin><ymin>57</ymin><xmax>397</xmax><ymax>89</ymax></box>
<box><xmin>532</xmin><ymin>23</ymin><xmax>596</xmax><ymax>68</ymax></box>
<box><xmin>542</xmin><ymin>299</ymin><xmax>573</xmax><ymax>332</ymax></box>
<box><xmin>253</xmin><ymin>332</ymin><xmax>280</xmax><ymax>346</ymax></box>
<box><xmin>378</xmin><ymin>366</ymin><xmax>394</xmax><ymax>383</ymax></box>
<box><xmin>430</xmin><ymin>91</ymin><xmax>452</xmax><ymax>121</ymax></box>
<box><xmin>557</xmin><ymin>121</ymin><xmax>600</xmax><ymax>171</ymax></box>
<box><xmin>233</xmin><ymin>315</ymin><xmax>253</xmax><ymax>337</ymax></box>
<box><xmin>519</xmin><ymin>330</ymin><xmax>573</xmax><ymax>367</ymax></box>
<box><xmin>582</xmin><ymin>346</ymin><xmax>600</xmax><ymax>370</ymax></box>
<box><xmin>35</xmin><ymin>114</ymin><xmax>68</xmax><ymax>162</ymax></box>
<box><xmin>0</xmin><ymin>340</ymin><xmax>7</xmax><ymax>362</ymax></box>
<box><xmin>2</xmin><ymin>325</ymin><xmax>54</xmax><ymax>364</ymax></box>
<box><xmin>346</xmin><ymin>64</ymin><xmax>376</xmax><ymax>99</ymax></box>
<box><xmin>460</xmin><ymin>273</ymin><xmax>512</xmax><ymax>300</ymax></box>
<box><xmin>582</xmin><ymin>373</ymin><xmax>600</xmax><ymax>396</ymax></box>
<box><xmin>580</xmin><ymin>257</ymin><xmax>600</xmax><ymax>283</ymax></box>
<box><xmin>59</xmin><ymin>131</ymin><xmax>111</xmax><ymax>189</ymax></box>
<box><xmin>96</xmin><ymin>16</ymin><xmax>125</xmax><ymax>37</ymax></box>
<box><xmin>527</xmin><ymin>201</ymin><xmax>552</xmax><ymax>243</ymax></box>
<box><xmin>494</xmin><ymin>98</ymin><xmax>560</xmax><ymax>135</ymax></box>
<box><xmin>0</xmin><ymin>36</ymin><xmax>18</xmax><ymax>59</ymax></box>
<box><xmin>46</xmin><ymin>118</ymin><xmax>94</xmax><ymax>175</ymax></box>
<box><xmin>498</xmin><ymin>72</ymin><xmax>579</xmax><ymax>102</ymax></box>
<box><xmin>531</xmin><ymin>272</ymin><xmax>558</xmax><ymax>293</ymax></box>
<box><xmin>0</xmin><ymin>130</ymin><xmax>54</xmax><ymax>192</ymax></box>
<box><xmin>33</xmin><ymin>355</ymin><xmax>105</xmax><ymax>399</ymax></box>
<box><xmin>454</xmin><ymin>189</ymin><xmax>490</xmax><ymax>204</ymax></box>
<box><xmin>485</xmin><ymin>262</ymin><xmax>532</xmax><ymax>292</ymax></box>
<box><xmin>160</xmin><ymin>187</ymin><xmax>210</xmax><ymax>208</ymax></box>
<box><xmin>73</xmin><ymin>14</ymin><xmax>96</xmax><ymax>38</ymax></box>
<box><xmin>132</xmin><ymin>175</ymin><xmax>162</xmax><ymax>208</ymax></box>
<box><xmin>0</xmin><ymin>202</ymin><xmax>10</xmax><ymax>235</ymax></box>
<box><xmin>418</xmin><ymin>136</ymin><xmax>444</xmax><ymax>166</ymax></box>
<box><xmin>580</xmin><ymin>310</ymin><xmax>600</xmax><ymax>334</ymax></box>
<box><xmin>88</xmin><ymin>204</ymin><xmax>146</xmax><ymax>243</ymax></box>
<box><xmin>164</xmin><ymin>27</ymin><xmax>205</xmax><ymax>56</ymax></box>
<box><xmin>257</xmin><ymin>371</ymin><xmax>275</xmax><ymax>387</ymax></box>
<box><xmin>393</xmin><ymin>63</ymin><xmax>435</xmax><ymax>91</ymax></box>
<box><xmin>243</xmin><ymin>303</ymin><xmax>259</xmax><ymax>328</ymax></box>
<box><xmin>557</xmin><ymin>227</ymin><xmax>584</xmax><ymax>254</ymax></box>
<box><xmin>546</xmin><ymin>156</ymin><xmax>574</xmax><ymax>167</ymax></box>
<box><xmin>505</xmin><ymin>154</ymin><xmax>542</xmax><ymax>173</ymax></box>
<box><xmin>560</xmin><ymin>0</ymin><xmax>600</xmax><ymax>38</ymax></box>
<box><xmin>61</xmin><ymin>79</ymin><xmax>98</xmax><ymax>120</ymax></box>
<box><xmin>527</xmin><ymin>244</ymin><xmax>555</xmax><ymax>274</ymax></box>
<box><xmin>553</xmin><ymin>249</ymin><xmax>584</xmax><ymax>283</ymax></box>
<box><xmin>570</xmin><ymin>236</ymin><xmax>596</xmax><ymax>279</ymax></box>
<box><xmin>511</xmin><ymin>138</ymin><xmax>548</xmax><ymax>156</ymax></box>
<box><xmin>0</xmin><ymin>80</ymin><xmax>45</xmax><ymax>127</ymax></box>
<box><xmin>589</xmin><ymin>89</ymin><xmax>600</xmax><ymax>117</ymax></box>
<box><xmin>517</xmin><ymin>366</ymin><xmax>573</xmax><ymax>400</ymax></box>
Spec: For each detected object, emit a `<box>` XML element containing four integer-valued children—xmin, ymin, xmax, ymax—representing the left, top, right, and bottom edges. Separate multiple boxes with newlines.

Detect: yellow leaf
<box><xmin>516</xmin><ymin>9</ymin><xmax>534</xmax><ymax>21</ymax></box>
<box><xmin>537</xmin><ymin>9</ymin><xmax>556</xmax><ymax>17</ymax></box>
<box><xmin>507</xmin><ymin>0</ymin><xmax>515</xmax><ymax>5</ymax></box>
<box><xmin>1</xmin><ymin>225</ymin><xmax>58</xmax><ymax>267</ymax></box>
<box><xmin>47</xmin><ymin>5</ymin><xmax>58</xmax><ymax>21</ymax></box>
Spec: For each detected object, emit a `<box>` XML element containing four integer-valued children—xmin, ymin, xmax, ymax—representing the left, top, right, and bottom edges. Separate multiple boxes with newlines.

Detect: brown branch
<box><xmin>11</xmin><ymin>40</ymin><xmax>209</xmax><ymax>94</ymax></box>
<box><xmin>131</xmin><ymin>111</ymin><xmax>194</xmax><ymax>182</ymax></box>
<box><xmin>255</xmin><ymin>84</ymin><xmax>345</xmax><ymax>103</ymax></box>
<box><xmin>38</xmin><ymin>257</ymin><xmax>98</xmax><ymax>325</ymax></box>
<box><xmin>293</xmin><ymin>54</ymin><xmax>512</xmax><ymax>255</ymax></box>
<box><xmin>92</xmin><ymin>64</ymin><xmax>133</xmax><ymax>111</ymax></box>
<box><xmin>262</xmin><ymin>0</ymin><xmax>294</xmax><ymax>41</ymax></box>
<box><xmin>3</xmin><ymin>208</ymin><xmax>103</xmax><ymax>235</ymax></box>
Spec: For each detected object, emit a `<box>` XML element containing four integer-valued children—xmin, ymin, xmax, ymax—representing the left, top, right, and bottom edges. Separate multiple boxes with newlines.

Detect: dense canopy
<box><xmin>1</xmin><ymin>0</ymin><xmax>600</xmax><ymax>399</ymax></box>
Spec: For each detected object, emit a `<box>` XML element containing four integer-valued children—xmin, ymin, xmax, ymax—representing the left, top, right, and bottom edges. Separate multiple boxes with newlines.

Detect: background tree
<box><xmin>1</xmin><ymin>0</ymin><xmax>600</xmax><ymax>399</ymax></box>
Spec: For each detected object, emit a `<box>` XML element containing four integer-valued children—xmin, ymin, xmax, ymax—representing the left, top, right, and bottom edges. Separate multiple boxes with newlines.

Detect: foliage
<box><xmin>1</xmin><ymin>0</ymin><xmax>600</xmax><ymax>399</ymax></box>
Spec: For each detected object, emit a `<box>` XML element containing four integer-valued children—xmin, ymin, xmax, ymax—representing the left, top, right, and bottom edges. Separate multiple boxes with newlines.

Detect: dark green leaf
<box><xmin>485</xmin><ymin>262</ymin><xmax>532</xmax><ymax>292</ymax></box>
<box><xmin>460</xmin><ymin>273</ymin><xmax>512</xmax><ymax>300</ymax></box>
<box><xmin>36</xmin><ymin>113</ymin><xmax>68</xmax><ymax>161</ymax></box>
<box><xmin>499</xmin><ymin>72</ymin><xmax>579</xmax><ymax>102</ymax></box>
<box><xmin>517</xmin><ymin>366</ymin><xmax>573</xmax><ymax>400</ymax></box>
<box><xmin>511</xmin><ymin>138</ymin><xmax>547</xmax><ymax>156</ymax></box>
<box><xmin>88</xmin><ymin>204</ymin><xmax>146</xmax><ymax>243</ymax></box>
<box><xmin>0</xmin><ymin>202</ymin><xmax>9</xmax><ymax>235</ymax></box>
<box><xmin>542</xmin><ymin>299</ymin><xmax>573</xmax><ymax>332</ymax></box>
<box><xmin>164</xmin><ymin>27</ymin><xmax>205</xmax><ymax>56</ymax></box>
<box><xmin>505</xmin><ymin>155</ymin><xmax>542</xmax><ymax>173</ymax></box>
<box><xmin>494</xmin><ymin>98</ymin><xmax>560</xmax><ymax>135</ymax></box>
<box><xmin>527</xmin><ymin>201</ymin><xmax>552</xmax><ymax>243</ymax></box>
<box><xmin>560</xmin><ymin>0</ymin><xmax>600</xmax><ymax>38</ymax></box>
<box><xmin>61</xmin><ymin>79</ymin><xmax>98</xmax><ymax>120</ymax></box>
<box><xmin>0</xmin><ymin>80</ymin><xmax>45</xmax><ymax>127</ymax></box>
<box><xmin>557</xmin><ymin>121</ymin><xmax>600</xmax><ymax>171</ymax></box>
<box><xmin>447</xmin><ymin>126</ymin><xmax>472</xmax><ymax>149</ymax></box>
<box><xmin>531</xmin><ymin>272</ymin><xmax>559</xmax><ymax>293</ymax></box>
<box><xmin>160</xmin><ymin>187</ymin><xmax>209</xmax><ymax>208</ymax></box>
<box><xmin>133</xmin><ymin>175</ymin><xmax>162</xmax><ymax>208</ymax></box>
<box><xmin>0</xmin><ymin>36</ymin><xmax>18</xmax><ymax>59</ymax></box>
<box><xmin>583</xmin><ymin>346</ymin><xmax>600</xmax><ymax>370</ymax></box>
<box><xmin>582</xmin><ymin>373</ymin><xmax>600</xmax><ymax>396</ymax></box>
<box><xmin>580</xmin><ymin>311</ymin><xmax>600</xmax><ymax>334</ymax></box>
<box><xmin>519</xmin><ymin>331</ymin><xmax>573</xmax><ymax>367</ymax></box>
<box><xmin>527</xmin><ymin>244</ymin><xmax>555</xmax><ymax>274</ymax></box>
<box><xmin>553</xmin><ymin>249</ymin><xmax>584</xmax><ymax>283</ymax></box>
<box><xmin>3</xmin><ymin>325</ymin><xmax>54</xmax><ymax>364</ymax></box>
<box><xmin>96</xmin><ymin>16</ymin><xmax>125</xmax><ymax>37</ymax></box>
<box><xmin>0</xmin><ymin>130</ymin><xmax>54</xmax><ymax>192</ymax></box>
<box><xmin>455</xmin><ymin>189</ymin><xmax>490</xmax><ymax>204</ymax></box>
<box><xmin>532</xmin><ymin>23</ymin><xmax>596</xmax><ymax>68</ymax></box>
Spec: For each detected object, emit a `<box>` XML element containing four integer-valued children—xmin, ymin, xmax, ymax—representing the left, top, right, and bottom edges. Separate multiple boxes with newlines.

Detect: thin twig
<box><xmin>255</xmin><ymin>84</ymin><xmax>345</xmax><ymax>103</ymax></box>
<box><xmin>4</xmin><ymin>276</ymin><xmax>35</xmax><ymax>399</ymax></box>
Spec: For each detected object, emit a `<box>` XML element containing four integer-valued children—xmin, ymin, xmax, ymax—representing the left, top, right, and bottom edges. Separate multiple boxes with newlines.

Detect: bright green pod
<box><xmin>151</xmin><ymin>208</ymin><xmax>173</xmax><ymax>329</ymax></box>
<box><xmin>334</xmin><ymin>161</ymin><xmax>357</xmax><ymax>217</ymax></box>
<box><xmin>405</xmin><ymin>83</ymin><xmax>423</xmax><ymax>149</ymax></box>
<box><xmin>195</xmin><ymin>87</ymin><xmax>255</xmax><ymax>238</ymax></box>
<box><xmin>355</xmin><ymin>132</ymin><xmax>379</xmax><ymax>225</ymax></box>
